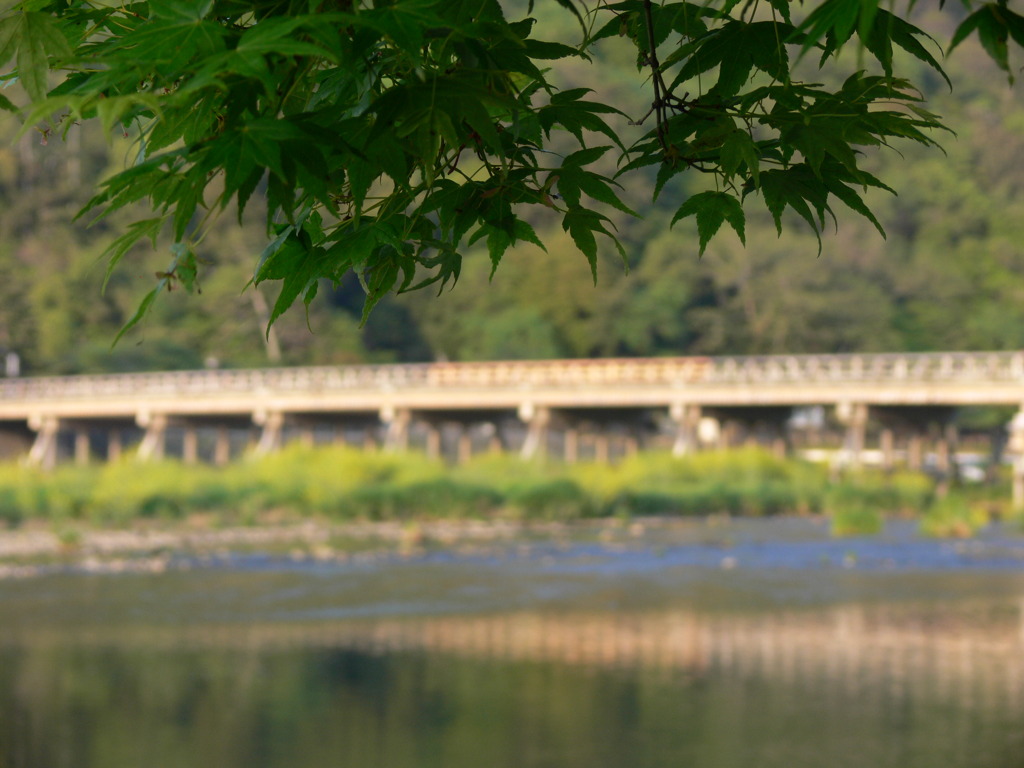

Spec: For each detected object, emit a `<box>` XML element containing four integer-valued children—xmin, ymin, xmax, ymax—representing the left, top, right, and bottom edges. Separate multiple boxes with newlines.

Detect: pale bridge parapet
<box><xmin>1</xmin><ymin>351</ymin><xmax>1024</xmax><ymax>404</ymax></box>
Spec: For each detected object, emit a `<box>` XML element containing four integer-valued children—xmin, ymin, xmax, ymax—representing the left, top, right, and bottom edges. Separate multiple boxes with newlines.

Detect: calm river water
<box><xmin>2</xmin><ymin>519</ymin><xmax>1024</xmax><ymax>768</ymax></box>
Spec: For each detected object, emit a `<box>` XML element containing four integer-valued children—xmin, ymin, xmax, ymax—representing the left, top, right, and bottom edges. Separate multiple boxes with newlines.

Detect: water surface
<box><xmin>3</xmin><ymin>519</ymin><xmax>1024</xmax><ymax>768</ymax></box>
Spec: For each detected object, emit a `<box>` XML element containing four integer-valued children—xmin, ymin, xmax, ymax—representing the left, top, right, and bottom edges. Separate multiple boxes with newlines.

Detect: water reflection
<box><xmin>3</xmin><ymin>599</ymin><xmax>1024</xmax><ymax>768</ymax></box>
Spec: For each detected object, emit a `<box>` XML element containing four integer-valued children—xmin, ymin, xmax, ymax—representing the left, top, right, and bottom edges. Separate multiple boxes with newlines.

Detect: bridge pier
<box><xmin>694</xmin><ymin>407</ymin><xmax>791</xmax><ymax>455</ymax></box>
<box><xmin>27</xmin><ymin>414</ymin><xmax>59</xmax><ymax>470</ymax></box>
<box><xmin>546</xmin><ymin>407</ymin><xmax>653</xmax><ymax>463</ymax></box>
<box><xmin>74</xmin><ymin>427</ymin><xmax>90</xmax><ymax>466</ymax></box>
<box><xmin>182</xmin><ymin>425</ymin><xmax>199</xmax><ymax>464</ymax></box>
<box><xmin>564</xmin><ymin>427</ymin><xmax>579</xmax><ymax>463</ymax></box>
<box><xmin>936</xmin><ymin>424</ymin><xmax>960</xmax><ymax>488</ymax></box>
<box><xmin>425</xmin><ymin>422</ymin><xmax>441</xmax><ymax>459</ymax></box>
<box><xmin>835</xmin><ymin>402</ymin><xmax>869</xmax><ymax>469</ymax></box>
<box><xmin>107</xmin><ymin>430</ymin><xmax>120</xmax><ymax>461</ymax></box>
<box><xmin>518</xmin><ymin>403</ymin><xmax>550</xmax><ymax>460</ymax></box>
<box><xmin>213</xmin><ymin>426</ymin><xmax>231</xmax><ymax>465</ymax></box>
<box><xmin>1008</xmin><ymin>410</ymin><xmax>1024</xmax><ymax>511</ymax></box>
<box><xmin>380</xmin><ymin>406</ymin><xmax>411</xmax><ymax>452</ymax></box>
<box><xmin>252</xmin><ymin>410</ymin><xmax>284</xmax><ymax>455</ymax></box>
<box><xmin>879</xmin><ymin>428</ymin><xmax>895</xmax><ymax>471</ymax></box>
<box><xmin>670</xmin><ymin>403</ymin><xmax>702</xmax><ymax>457</ymax></box>
<box><xmin>136</xmin><ymin>412</ymin><xmax>168</xmax><ymax>461</ymax></box>
<box><xmin>454</xmin><ymin>430</ymin><xmax>470</xmax><ymax>463</ymax></box>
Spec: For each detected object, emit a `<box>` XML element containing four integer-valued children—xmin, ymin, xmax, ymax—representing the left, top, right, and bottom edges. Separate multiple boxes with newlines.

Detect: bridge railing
<box><xmin>705</xmin><ymin>352</ymin><xmax>1024</xmax><ymax>383</ymax></box>
<box><xmin>0</xmin><ymin>351</ymin><xmax>1022</xmax><ymax>401</ymax></box>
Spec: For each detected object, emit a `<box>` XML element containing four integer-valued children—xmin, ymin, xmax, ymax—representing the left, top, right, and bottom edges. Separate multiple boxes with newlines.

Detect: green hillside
<box><xmin>0</xmin><ymin>7</ymin><xmax>1021</xmax><ymax>373</ymax></box>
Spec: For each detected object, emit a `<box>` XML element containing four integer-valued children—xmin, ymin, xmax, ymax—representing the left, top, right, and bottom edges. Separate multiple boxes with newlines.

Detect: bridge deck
<box><xmin>0</xmin><ymin>351</ymin><xmax>1022</xmax><ymax>421</ymax></box>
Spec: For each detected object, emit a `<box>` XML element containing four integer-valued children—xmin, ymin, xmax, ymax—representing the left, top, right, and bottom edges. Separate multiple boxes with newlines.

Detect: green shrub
<box><xmin>243</xmin><ymin>444</ymin><xmax>444</xmax><ymax>513</ymax></box>
<box><xmin>0</xmin><ymin>486</ymin><xmax>22</xmax><ymax>527</ymax></box>
<box><xmin>506</xmin><ymin>479</ymin><xmax>595</xmax><ymax>520</ymax></box>
<box><xmin>920</xmin><ymin>494</ymin><xmax>989</xmax><ymax>538</ymax></box>
<box><xmin>0</xmin><ymin>445</ymin><xmax>945</xmax><ymax>528</ymax></box>
<box><xmin>605</xmin><ymin>490</ymin><xmax>683</xmax><ymax>517</ymax></box>
<box><xmin>830</xmin><ymin>504</ymin><xmax>885</xmax><ymax>536</ymax></box>
<box><xmin>339</xmin><ymin>478</ymin><xmax>502</xmax><ymax>520</ymax></box>
<box><xmin>826</xmin><ymin>484</ymin><xmax>886</xmax><ymax>536</ymax></box>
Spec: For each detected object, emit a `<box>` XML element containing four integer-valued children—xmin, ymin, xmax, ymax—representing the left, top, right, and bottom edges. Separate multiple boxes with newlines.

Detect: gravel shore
<box><xmin>0</xmin><ymin>518</ymin><xmax>584</xmax><ymax>579</ymax></box>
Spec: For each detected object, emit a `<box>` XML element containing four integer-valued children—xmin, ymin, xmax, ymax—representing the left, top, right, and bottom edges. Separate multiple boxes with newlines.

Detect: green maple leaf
<box><xmin>672</xmin><ymin>191</ymin><xmax>746</xmax><ymax>255</ymax></box>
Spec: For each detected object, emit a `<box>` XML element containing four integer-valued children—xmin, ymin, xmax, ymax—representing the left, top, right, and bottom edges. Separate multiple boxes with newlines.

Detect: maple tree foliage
<box><xmin>0</xmin><ymin>0</ymin><xmax>1019</xmax><ymax>334</ymax></box>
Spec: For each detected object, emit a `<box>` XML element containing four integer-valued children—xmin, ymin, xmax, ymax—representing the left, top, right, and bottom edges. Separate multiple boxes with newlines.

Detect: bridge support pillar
<box><xmin>108</xmin><ymin>430</ymin><xmax>123</xmax><ymax>462</ymax></box>
<box><xmin>363</xmin><ymin>428</ymin><xmax>379</xmax><ymax>452</ymax></box>
<box><xmin>27</xmin><ymin>414</ymin><xmax>59</xmax><ymax>470</ymax></box>
<box><xmin>74</xmin><ymin>428</ymin><xmax>90</xmax><ymax>466</ymax></box>
<box><xmin>940</xmin><ymin>424</ymin><xmax>959</xmax><ymax>481</ymax></box>
<box><xmin>457</xmin><ymin>430</ymin><xmax>473</xmax><ymax>464</ymax></box>
<box><xmin>1008</xmin><ymin>410</ymin><xmax>1024</xmax><ymax>511</ymax></box>
<box><xmin>214</xmin><ymin>426</ymin><xmax>231</xmax><ymax>466</ymax></box>
<box><xmin>880</xmin><ymin>428</ymin><xmax>895</xmax><ymax>471</ymax></box>
<box><xmin>381</xmin><ymin>406</ymin><xmax>411</xmax><ymax>452</ymax></box>
<box><xmin>182</xmin><ymin>426</ymin><xmax>199</xmax><ymax>465</ymax></box>
<box><xmin>483</xmin><ymin>423</ymin><xmax>503</xmax><ymax>455</ymax></box>
<box><xmin>425</xmin><ymin>423</ymin><xmax>441</xmax><ymax>460</ymax></box>
<box><xmin>253</xmin><ymin>410</ymin><xmax>284</xmax><ymax>455</ymax></box>
<box><xmin>907</xmin><ymin>434</ymin><xmax>923</xmax><ymax>471</ymax></box>
<box><xmin>670</xmin><ymin>403</ymin><xmax>702</xmax><ymax>457</ymax></box>
<box><xmin>624</xmin><ymin>434</ymin><xmax>639</xmax><ymax>459</ymax></box>
<box><xmin>518</xmin><ymin>403</ymin><xmax>550</xmax><ymax>460</ymax></box>
<box><xmin>564</xmin><ymin>428</ymin><xmax>579</xmax><ymax>463</ymax></box>
<box><xmin>836</xmin><ymin>402</ymin><xmax>868</xmax><ymax>469</ymax></box>
<box><xmin>136</xmin><ymin>412</ymin><xmax>168</xmax><ymax>462</ymax></box>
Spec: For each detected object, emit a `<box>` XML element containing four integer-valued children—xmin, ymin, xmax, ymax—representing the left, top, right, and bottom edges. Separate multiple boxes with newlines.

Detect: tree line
<box><xmin>0</xmin><ymin>4</ymin><xmax>1022</xmax><ymax>373</ymax></box>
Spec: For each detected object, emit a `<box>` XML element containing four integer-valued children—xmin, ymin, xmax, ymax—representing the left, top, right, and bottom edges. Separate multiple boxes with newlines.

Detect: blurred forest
<box><xmin>1</xmin><ymin>6</ymin><xmax>1023</xmax><ymax>374</ymax></box>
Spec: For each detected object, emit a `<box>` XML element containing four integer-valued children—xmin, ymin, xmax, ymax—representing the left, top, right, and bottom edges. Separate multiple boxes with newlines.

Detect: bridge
<box><xmin>2</xmin><ymin>350</ymin><xmax>1024</xmax><ymax>482</ymax></box>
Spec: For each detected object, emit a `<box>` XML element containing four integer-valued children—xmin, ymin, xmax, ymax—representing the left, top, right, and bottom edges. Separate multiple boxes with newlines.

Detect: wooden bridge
<box><xmin>2</xmin><ymin>351</ymin><xmax>1024</xmax><ymax>478</ymax></box>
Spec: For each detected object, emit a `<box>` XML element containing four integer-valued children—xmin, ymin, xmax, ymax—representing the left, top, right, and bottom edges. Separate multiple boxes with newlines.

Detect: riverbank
<box><xmin>0</xmin><ymin>514</ymin><xmax>742</xmax><ymax>578</ymax></box>
<box><xmin>0</xmin><ymin>517</ymin><xmax>564</xmax><ymax>577</ymax></box>
<box><xmin>6</xmin><ymin>512</ymin><xmax>1024</xmax><ymax>582</ymax></box>
<box><xmin>0</xmin><ymin>445</ymin><xmax>1016</xmax><ymax>573</ymax></box>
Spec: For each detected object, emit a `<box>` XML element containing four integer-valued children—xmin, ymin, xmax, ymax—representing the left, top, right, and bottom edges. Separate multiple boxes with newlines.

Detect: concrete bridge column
<box><xmin>670</xmin><ymin>403</ymin><xmax>702</xmax><ymax>457</ymax></box>
<box><xmin>136</xmin><ymin>412</ymin><xmax>168</xmax><ymax>461</ymax></box>
<box><xmin>940</xmin><ymin>424</ymin><xmax>959</xmax><ymax>481</ymax></box>
<box><xmin>182</xmin><ymin>425</ymin><xmax>199</xmax><ymax>465</ymax></box>
<box><xmin>518</xmin><ymin>403</ymin><xmax>550</xmax><ymax>460</ymax></box>
<box><xmin>380</xmin><ymin>406</ymin><xmax>411</xmax><ymax>452</ymax></box>
<box><xmin>624</xmin><ymin>434</ymin><xmax>639</xmax><ymax>459</ymax></box>
<box><xmin>27</xmin><ymin>414</ymin><xmax>59</xmax><ymax>470</ymax></box>
<box><xmin>484</xmin><ymin>423</ymin><xmax>503</xmax><ymax>455</ymax></box>
<box><xmin>1008</xmin><ymin>409</ymin><xmax>1024</xmax><ymax>511</ymax></box>
<box><xmin>425</xmin><ymin>423</ymin><xmax>441</xmax><ymax>460</ymax></box>
<box><xmin>214</xmin><ymin>426</ymin><xmax>231</xmax><ymax>466</ymax></box>
<box><xmin>108</xmin><ymin>429</ymin><xmax>123</xmax><ymax>462</ymax></box>
<box><xmin>564</xmin><ymin>428</ymin><xmax>579</xmax><ymax>463</ymax></box>
<box><xmin>907</xmin><ymin>433</ymin><xmax>924</xmax><ymax>471</ymax></box>
<box><xmin>253</xmin><ymin>410</ymin><xmax>284</xmax><ymax>455</ymax></box>
<box><xmin>457</xmin><ymin>430</ymin><xmax>473</xmax><ymax>464</ymax></box>
<box><xmin>879</xmin><ymin>428</ymin><xmax>895</xmax><ymax>471</ymax></box>
<box><xmin>698</xmin><ymin>416</ymin><xmax>721</xmax><ymax>449</ymax></box>
<box><xmin>836</xmin><ymin>402</ymin><xmax>868</xmax><ymax>469</ymax></box>
<box><xmin>74</xmin><ymin>428</ymin><xmax>90</xmax><ymax>466</ymax></box>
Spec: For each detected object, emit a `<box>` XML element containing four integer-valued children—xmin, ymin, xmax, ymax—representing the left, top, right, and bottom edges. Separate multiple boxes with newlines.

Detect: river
<box><xmin>2</xmin><ymin>518</ymin><xmax>1024</xmax><ymax>767</ymax></box>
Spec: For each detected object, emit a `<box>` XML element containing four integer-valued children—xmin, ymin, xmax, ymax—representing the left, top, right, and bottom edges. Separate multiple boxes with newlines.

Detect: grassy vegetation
<box><xmin>0</xmin><ymin>446</ymin><xmax>1014</xmax><ymax>537</ymax></box>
